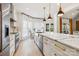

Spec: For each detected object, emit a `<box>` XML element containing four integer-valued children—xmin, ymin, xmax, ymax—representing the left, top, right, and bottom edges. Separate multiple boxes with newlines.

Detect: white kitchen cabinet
<box><xmin>10</xmin><ymin>34</ymin><xmax>15</xmax><ymax>56</ymax></box>
<box><xmin>43</xmin><ymin>36</ymin><xmax>79</xmax><ymax>56</ymax></box>
<box><xmin>34</xmin><ymin>33</ymin><xmax>43</xmax><ymax>51</ymax></box>
<box><xmin>43</xmin><ymin>37</ymin><xmax>56</xmax><ymax>56</ymax></box>
<box><xmin>10</xmin><ymin>45</ymin><xmax>15</xmax><ymax>56</ymax></box>
<box><xmin>53</xmin><ymin>40</ymin><xmax>77</xmax><ymax>56</ymax></box>
<box><xmin>0</xmin><ymin>45</ymin><xmax>10</xmax><ymax>56</ymax></box>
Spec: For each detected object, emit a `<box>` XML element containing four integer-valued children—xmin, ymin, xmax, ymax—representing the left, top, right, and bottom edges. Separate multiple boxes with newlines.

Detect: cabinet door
<box><xmin>38</xmin><ymin>35</ymin><xmax>43</xmax><ymax>51</ymax></box>
<box><xmin>43</xmin><ymin>37</ymin><xmax>65</xmax><ymax>56</ymax></box>
<box><xmin>43</xmin><ymin>37</ymin><xmax>79</xmax><ymax>56</ymax></box>
<box><xmin>1</xmin><ymin>45</ymin><xmax>10</xmax><ymax>56</ymax></box>
<box><xmin>43</xmin><ymin>37</ymin><xmax>49</xmax><ymax>55</ymax></box>
<box><xmin>45</xmin><ymin>38</ymin><xmax>66</xmax><ymax>56</ymax></box>
<box><xmin>10</xmin><ymin>35</ymin><xmax>15</xmax><ymax>56</ymax></box>
<box><xmin>54</xmin><ymin>41</ymin><xmax>77</xmax><ymax>56</ymax></box>
<box><xmin>10</xmin><ymin>46</ymin><xmax>15</xmax><ymax>56</ymax></box>
<box><xmin>43</xmin><ymin>37</ymin><xmax>56</xmax><ymax>56</ymax></box>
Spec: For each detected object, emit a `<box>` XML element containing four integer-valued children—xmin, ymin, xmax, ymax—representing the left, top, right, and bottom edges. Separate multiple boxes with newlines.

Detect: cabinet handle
<box><xmin>54</xmin><ymin>53</ymin><xmax>57</xmax><ymax>56</ymax></box>
<box><xmin>55</xmin><ymin>44</ymin><xmax>65</xmax><ymax>51</ymax></box>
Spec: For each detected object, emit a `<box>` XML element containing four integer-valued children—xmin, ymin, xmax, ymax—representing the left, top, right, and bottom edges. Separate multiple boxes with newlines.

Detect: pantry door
<box><xmin>76</xmin><ymin>21</ymin><xmax>79</xmax><ymax>31</ymax></box>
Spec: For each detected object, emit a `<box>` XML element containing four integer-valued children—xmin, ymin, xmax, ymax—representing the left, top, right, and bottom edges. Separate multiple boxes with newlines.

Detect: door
<box><xmin>76</xmin><ymin>21</ymin><xmax>79</xmax><ymax>31</ymax></box>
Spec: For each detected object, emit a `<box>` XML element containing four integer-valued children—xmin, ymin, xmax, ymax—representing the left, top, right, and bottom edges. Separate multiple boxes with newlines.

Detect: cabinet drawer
<box><xmin>43</xmin><ymin>43</ymin><xmax>66</xmax><ymax>56</ymax></box>
<box><xmin>54</xmin><ymin>41</ymin><xmax>77</xmax><ymax>56</ymax></box>
<box><xmin>43</xmin><ymin>36</ymin><xmax>79</xmax><ymax>56</ymax></box>
<box><xmin>47</xmin><ymin>39</ymin><xmax>56</xmax><ymax>46</ymax></box>
<box><xmin>43</xmin><ymin>45</ymin><xmax>55</xmax><ymax>56</ymax></box>
<box><xmin>51</xmin><ymin>51</ymin><xmax>65</xmax><ymax>56</ymax></box>
<box><xmin>43</xmin><ymin>41</ymin><xmax>51</xmax><ymax>55</ymax></box>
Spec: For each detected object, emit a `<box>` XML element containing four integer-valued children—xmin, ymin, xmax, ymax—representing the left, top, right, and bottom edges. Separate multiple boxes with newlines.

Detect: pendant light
<box><xmin>43</xmin><ymin>7</ymin><xmax>46</xmax><ymax>21</ymax></box>
<box><xmin>57</xmin><ymin>3</ymin><xmax>64</xmax><ymax>16</ymax></box>
<box><xmin>48</xmin><ymin>3</ymin><xmax>52</xmax><ymax>20</ymax></box>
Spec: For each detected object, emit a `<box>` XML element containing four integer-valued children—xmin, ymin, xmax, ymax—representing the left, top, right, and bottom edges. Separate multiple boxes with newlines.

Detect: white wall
<box><xmin>16</xmin><ymin>12</ymin><xmax>23</xmax><ymax>40</ymax></box>
<box><xmin>32</xmin><ymin>21</ymin><xmax>44</xmax><ymax>32</ymax></box>
<box><xmin>22</xmin><ymin>15</ymin><xmax>29</xmax><ymax>38</ymax></box>
<box><xmin>53</xmin><ymin>14</ymin><xmax>57</xmax><ymax>33</ymax></box>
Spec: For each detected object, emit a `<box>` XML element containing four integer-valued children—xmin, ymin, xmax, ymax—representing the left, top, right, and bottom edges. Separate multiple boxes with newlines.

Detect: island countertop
<box><xmin>38</xmin><ymin>32</ymin><xmax>79</xmax><ymax>51</ymax></box>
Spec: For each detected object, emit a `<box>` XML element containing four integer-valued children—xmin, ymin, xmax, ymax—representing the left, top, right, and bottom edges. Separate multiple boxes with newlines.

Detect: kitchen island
<box><xmin>34</xmin><ymin>32</ymin><xmax>79</xmax><ymax>56</ymax></box>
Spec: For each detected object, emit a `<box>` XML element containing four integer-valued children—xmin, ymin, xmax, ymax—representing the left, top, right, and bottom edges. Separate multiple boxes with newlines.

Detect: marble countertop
<box><xmin>38</xmin><ymin>32</ymin><xmax>79</xmax><ymax>50</ymax></box>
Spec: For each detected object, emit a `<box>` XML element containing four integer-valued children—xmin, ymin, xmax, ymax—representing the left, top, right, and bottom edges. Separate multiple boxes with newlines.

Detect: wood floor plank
<box><xmin>14</xmin><ymin>39</ymin><xmax>43</xmax><ymax>56</ymax></box>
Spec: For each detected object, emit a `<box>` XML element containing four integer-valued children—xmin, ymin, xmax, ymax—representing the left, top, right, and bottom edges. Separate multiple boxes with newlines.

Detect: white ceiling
<box><xmin>62</xmin><ymin>5</ymin><xmax>79</xmax><ymax>19</ymax></box>
<box><xmin>13</xmin><ymin>3</ymin><xmax>79</xmax><ymax>18</ymax></box>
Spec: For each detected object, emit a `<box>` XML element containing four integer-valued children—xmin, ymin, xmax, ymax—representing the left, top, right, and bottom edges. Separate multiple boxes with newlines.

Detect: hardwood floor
<box><xmin>14</xmin><ymin>39</ymin><xmax>43</xmax><ymax>56</ymax></box>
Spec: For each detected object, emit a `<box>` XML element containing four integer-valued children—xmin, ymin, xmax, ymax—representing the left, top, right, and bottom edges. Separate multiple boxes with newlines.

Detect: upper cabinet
<box><xmin>2</xmin><ymin>3</ymin><xmax>10</xmax><ymax>17</ymax></box>
<box><xmin>10</xmin><ymin>4</ymin><xmax>17</xmax><ymax>28</ymax></box>
<box><xmin>10</xmin><ymin>4</ymin><xmax>17</xmax><ymax>21</ymax></box>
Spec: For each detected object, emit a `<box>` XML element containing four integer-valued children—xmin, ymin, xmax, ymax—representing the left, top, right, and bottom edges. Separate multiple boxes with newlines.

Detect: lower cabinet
<box><xmin>0</xmin><ymin>45</ymin><xmax>10</xmax><ymax>56</ymax></box>
<box><xmin>43</xmin><ymin>37</ymin><xmax>79</xmax><ymax>56</ymax></box>
<box><xmin>34</xmin><ymin>34</ymin><xmax>43</xmax><ymax>52</ymax></box>
<box><xmin>10</xmin><ymin>34</ymin><xmax>15</xmax><ymax>56</ymax></box>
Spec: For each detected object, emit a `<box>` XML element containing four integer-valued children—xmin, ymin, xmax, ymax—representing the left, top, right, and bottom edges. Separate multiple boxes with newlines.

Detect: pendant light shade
<box><xmin>43</xmin><ymin>7</ymin><xmax>46</xmax><ymax>21</ymax></box>
<box><xmin>48</xmin><ymin>13</ymin><xmax>52</xmax><ymax>20</ymax></box>
<box><xmin>48</xmin><ymin>3</ymin><xmax>52</xmax><ymax>20</ymax></box>
<box><xmin>57</xmin><ymin>4</ymin><xmax>64</xmax><ymax>16</ymax></box>
<box><xmin>43</xmin><ymin>18</ymin><xmax>46</xmax><ymax>21</ymax></box>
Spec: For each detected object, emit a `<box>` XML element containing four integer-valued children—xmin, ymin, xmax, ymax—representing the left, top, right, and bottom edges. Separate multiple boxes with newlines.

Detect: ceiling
<box><xmin>62</xmin><ymin>5</ymin><xmax>79</xmax><ymax>19</ymax></box>
<box><xmin>13</xmin><ymin>3</ymin><xmax>79</xmax><ymax>19</ymax></box>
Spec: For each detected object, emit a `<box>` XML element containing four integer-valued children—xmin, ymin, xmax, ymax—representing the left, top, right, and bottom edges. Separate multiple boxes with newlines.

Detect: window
<box><xmin>50</xmin><ymin>23</ymin><xmax>54</xmax><ymax>32</ymax></box>
<box><xmin>46</xmin><ymin>23</ymin><xmax>49</xmax><ymax>31</ymax></box>
<box><xmin>46</xmin><ymin>23</ymin><xmax>54</xmax><ymax>32</ymax></box>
